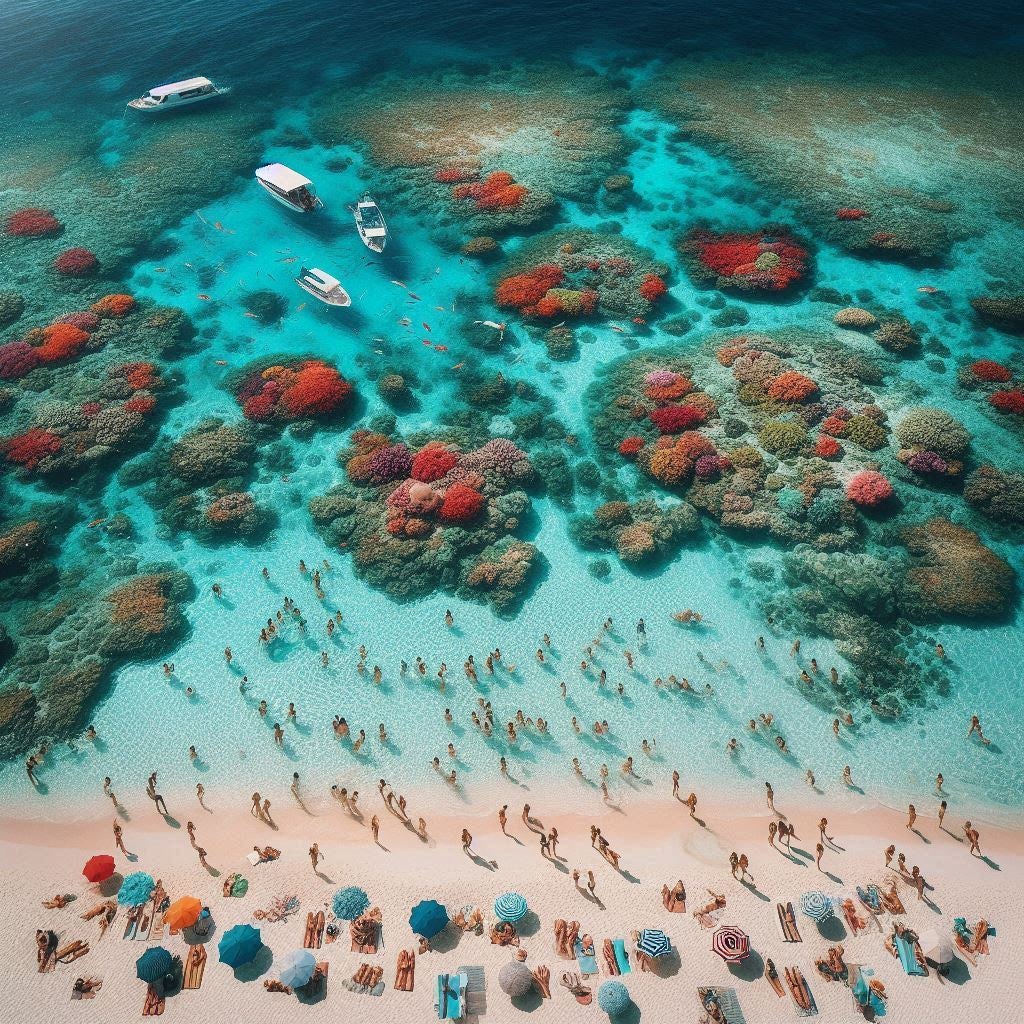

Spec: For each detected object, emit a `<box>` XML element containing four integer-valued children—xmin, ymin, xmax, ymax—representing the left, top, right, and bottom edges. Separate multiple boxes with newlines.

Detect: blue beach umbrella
<box><xmin>800</xmin><ymin>891</ymin><xmax>834</xmax><ymax>922</ymax></box>
<box><xmin>494</xmin><ymin>892</ymin><xmax>528</xmax><ymax>923</ymax></box>
<box><xmin>636</xmin><ymin>928</ymin><xmax>672</xmax><ymax>958</ymax></box>
<box><xmin>409</xmin><ymin>899</ymin><xmax>448</xmax><ymax>938</ymax></box>
<box><xmin>278</xmin><ymin>948</ymin><xmax>316</xmax><ymax>988</ymax></box>
<box><xmin>332</xmin><ymin>886</ymin><xmax>369</xmax><ymax>920</ymax></box>
<box><xmin>117</xmin><ymin>871</ymin><xmax>155</xmax><ymax>906</ymax></box>
<box><xmin>218</xmin><ymin>923</ymin><xmax>262</xmax><ymax>968</ymax></box>
<box><xmin>136</xmin><ymin>946</ymin><xmax>173</xmax><ymax>983</ymax></box>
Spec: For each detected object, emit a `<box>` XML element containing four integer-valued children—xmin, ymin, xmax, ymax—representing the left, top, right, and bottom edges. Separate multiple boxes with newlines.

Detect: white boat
<box><xmin>295</xmin><ymin>267</ymin><xmax>351</xmax><ymax>307</ymax></box>
<box><xmin>348</xmin><ymin>193</ymin><xmax>388</xmax><ymax>252</ymax></box>
<box><xmin>127</xmin><ymin>77</ymin><xmax>226</xmax><ymax>112</ymax></box>
<box><xmin>255</xmin><ymin>164</ymin><xmax>323</xmax><ymax>213</ymax></box>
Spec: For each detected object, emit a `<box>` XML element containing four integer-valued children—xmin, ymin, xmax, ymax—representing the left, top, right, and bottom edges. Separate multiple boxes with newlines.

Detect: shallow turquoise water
<box><xmin>2</xmin><ymin>71</ymin><xmax>1022</xmax><ymax>827</ymax></box>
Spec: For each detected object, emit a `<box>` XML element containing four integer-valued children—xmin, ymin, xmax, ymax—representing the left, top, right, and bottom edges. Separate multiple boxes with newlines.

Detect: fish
<box><xmin>422</xmin><ymin>339</ymin><xmax>433</xmax><ymax>346</ymax></box>
<box><xmin>88</xmin><ymin>518</ymin><xmax>106</xmax><ymax>529</ymax></box>
<box><xmin>610</xmin><ymin>325</ymin><xmax>625</xmax><ymax>333</ymax></box>
<box><xmin>243</xmin><ymin>312</ymin><xmax>259</xmax><ymax>319</ymax></box>
<box><xmin>247</xmin><ymin>250</ymin><xmax>258</xmax><ymax>257</ymax></box>
<box><xmin>213</xmin><ymin>221</ymin><xmax>223</xmax><ymax>231</ymax></box>
<box><xmin>422</xmin><ymin>323</ymin><xmax>431</xmax><ymax>332</ymax></box>
<box><xmin>433</xmin><ymin>344</ymin><xmax>448</xmax><ymax>352</ymax></box>
<box><xmin>434</xmin><ymin>305</ymin><xmax>446</xmax><ymax>312</ymax></box>
<box><xmin>632</xmin><ymin>317</ymin><xmax>647</xmax><ymax>325</ymax></box>
<box><xmin>278</xmin><ymin>256</ymin><xmax>298</xmax><ymax>264</ymax></box>
<box><xmin>197</xmin><ymin>293</ymin><xmax>211</xmax><ymax>301</ymax></box>
<box><xmin>398</xmin><ymin>317</ymin><xmax>411</xmax><ymax>327</ymax></box>
<box><xmin>390</xmin><ymin>280</ymin><xmax>407</xmax><ymax>288</ymax></box>
<box><xmin>154</xmin><ymin>267</ymin><xmax>167</xmax><ymax>273</ymax></box>
<box><xmin>296</xmin><ymin>302</ymin><xmax>307</xmax><ymax>311</ymax></box>
<box><xmin>214</xmin><ymin>360</ymin><xmax>229</xmax><ymax>366</ymax></box>
<box><xmin>918</xmin><ymin>286</ymin><xmax>939</xmax><ymax>293</ymax></box>
<box><xmin>408</xmin><ymin>292</ymin><xmax>421</xmax><ymax>300</ymax></box>
<box><xmin>184</xmin><ymin>262</ymin><xmax>194</xmax><ymax>269</ymax></box>
<box><xmin>451</xmin><ymin>361</ymin><xmax>465</xmax><ymax>370</ymax></box>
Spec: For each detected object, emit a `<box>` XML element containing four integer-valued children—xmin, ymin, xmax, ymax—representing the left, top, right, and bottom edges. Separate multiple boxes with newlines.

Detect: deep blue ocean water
<box><xmin>1</xmin><ymin>0</ymin><xmax>1023</xmax><ymax>825</ymax></box>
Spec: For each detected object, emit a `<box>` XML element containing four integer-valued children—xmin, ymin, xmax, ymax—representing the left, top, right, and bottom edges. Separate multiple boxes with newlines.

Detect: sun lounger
<box><xmin>698</xmin><ymin>985</ymin><xmax>747</xmax><ymax>1024</ymax></box>
<box><xmin>856</xmin><ymin>885</ymin><xmax>882</xmax><ymax>916</ymax></box>
<box><xmin>612</xmin><ymin>938</ymin><xmax>631</xmax><ymax>974</ymax></box>
<box><xmin>776</xmin><ymin>902</ymin><xmax>801</xmax><ymax>942</ymax></box>
<box><xmin>394</xmin><ymin>949</ymin><xmax>415</xmax><ymax>992</ymax></box>
<box><xmin>458</xmin><ymin>964</ymin><xmax>486</xmax><ymax>1016</ymax></box>
<box><xmin>182</xmin><ymin>943</ymin><xmax>207</xmax><ymax>989</ymax></box>
<box><xmin>55</xmin><ymin>939</ymin><xmax>90</xmax><ymax>964</ymax></box>
<box><xmin>785</xmin><ymin>966</ymin><xmax>818</xmax><ymax>1016</ymax></box>
<box><xmin>435</xmin><ymin>971</ymin><xmax>468</xmax><ymax>1019</ymax></box>
<box><xmin>891</xmin><ymin>932</ymin><xmax>927</xmax><ymax>976</ymax></box>
<box><xmin>122</xmin><ymin>906</ymin><xmax>140</xmax><ymax>941</ymax></box>
<box><xmin>574</xmin><ymin>937</ymin><xmax>599</xmax><ymax>977</ymax></box>
<box><xmin>142</xmin><ymin>984</ymin><xmax>165</xmax><ymax>1016</ymax></box>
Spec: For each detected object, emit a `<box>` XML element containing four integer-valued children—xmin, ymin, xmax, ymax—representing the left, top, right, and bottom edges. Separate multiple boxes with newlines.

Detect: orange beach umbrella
<box><xmin>164</xmin><ymin>896</ymin><xmax>202</xmax><ymax>930</ymax></box>
<box><xmin>83</xmin><ymin>854</ymin><xmax>115</xmax><ymax>883</ymax></box>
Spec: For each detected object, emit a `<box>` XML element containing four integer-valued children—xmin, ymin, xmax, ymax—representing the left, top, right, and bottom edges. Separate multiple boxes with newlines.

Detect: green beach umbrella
<box><xmin>218</xmin><ymin>923</ymin><xmax>262</xmax><ymax>968</ymax></box>
<box><xmin>136</xmin><ymin>946</ymin><xmax>173</xmax><ymax>983</ymax></box>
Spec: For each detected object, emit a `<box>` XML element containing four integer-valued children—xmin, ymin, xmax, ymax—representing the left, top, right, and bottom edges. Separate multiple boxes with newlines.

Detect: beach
<box><xmin>1</xmin><ymin>785</ymin><xmax>1019</xmax><ymax>1022</ymax></box>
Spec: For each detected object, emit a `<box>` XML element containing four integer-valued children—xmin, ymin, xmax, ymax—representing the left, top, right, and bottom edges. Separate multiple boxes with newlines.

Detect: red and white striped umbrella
<box><xmin>712</xmin><ymin>924</ymin><xmax>750</xmax><ymax>963</ymax></box>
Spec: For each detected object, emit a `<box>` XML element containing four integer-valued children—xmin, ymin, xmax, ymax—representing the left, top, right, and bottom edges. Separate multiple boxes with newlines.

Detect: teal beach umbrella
<box><xmin>136</xmin><ymin>946</ymin><xmax>173</xmax><ymax>982</ymax></box>
<box><xmin>409</xmin><ymin>899</ymin><xmax>448</xmax><ymax>938</ymax></box>
<box><xmin>494</xmin><ymin>892</ymin><xmax>528</xmax><ymax>923</ymax></box>
<box><xmin>118</xmin><ymin>871</ymin><xmax>155</xmax><ymax>906</ymax></box>
<box><xmin>218</xmin><ymin>923</ymin><xmax>262</xmax><ymax>967</ymax></box>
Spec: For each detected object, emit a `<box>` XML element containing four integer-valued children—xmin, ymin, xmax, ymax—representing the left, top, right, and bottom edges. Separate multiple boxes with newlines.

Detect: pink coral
<box><xmin>846</xmin><ymin>470</ymin><xmax>894</xmax><ymax>507</ymax></box>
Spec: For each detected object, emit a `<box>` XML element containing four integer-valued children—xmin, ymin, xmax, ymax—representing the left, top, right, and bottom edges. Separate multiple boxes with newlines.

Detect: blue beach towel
<box><xmin>852</xmin><ymin>967</ymin><xmax>887</xmax><ymax>1017</ymax></box>
<box><xmin>612</xmin><ymin>938</ymin><xmax>631</xmax><ymax>974</ymax></box>
<box><xmin>894</xmin><ymin>935</ymin><xmax>926</xmax><ymax>977</ymax></box>
<box><xmin>574</xmin><ymin>937</ymin><xmax>599</xmax><ymax>975</ymax></box>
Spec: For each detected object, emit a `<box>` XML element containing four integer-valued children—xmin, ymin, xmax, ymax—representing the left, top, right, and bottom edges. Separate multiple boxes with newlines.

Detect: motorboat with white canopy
<box><xmin>295</xmin><ymin>267</ymin><xmax>351</xmax><ymax>307</ymax></box>
<box><xmin>255</xmin><ymin>164</ymin><xmax>323</xmax><ymax>212</ymax></box>
<box><xmin>127</xmin><ymin>77</ymin><xmax>226</xmax><ymax>112</ymax></box>
<box><xmin>348</xmin><ymin>193</ymin><xmax>389</xmax><ymax>252</ymax></box>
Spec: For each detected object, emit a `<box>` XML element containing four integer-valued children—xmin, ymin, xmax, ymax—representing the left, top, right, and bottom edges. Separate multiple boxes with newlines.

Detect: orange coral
<box><xmin>91</xmin><ymin>294</ymin><xmax>136</xmax><ymax>318</ymax></box>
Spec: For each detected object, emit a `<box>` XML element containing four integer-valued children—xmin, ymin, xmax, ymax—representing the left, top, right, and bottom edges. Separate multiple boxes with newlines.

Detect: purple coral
<box><xmin>695</xmin><ymin>454</ymin><xmax>723</xmax><ymax>479</ymax></box>
<box><xmin>56</xmin><ymin>311</ymin><xmax>101</xmax><ymax>331</ymax></box>
<box><xmin>907</xmin><ymin>450</ymin><xmax>948</xmax><ymax>475</ymax></box>
<box><xmin>0</xmin><ymin>340</ymin><xmax>41</xmax><ymax>380</ymax></box>
<box><xmin>644</xmin><ymin>369</ymin><xmax>681</xmax><ymax>386</ymax></box>
<box><xmin>367</xmin><ymin>443</ymin><xmax>412</xmax><ymax>484</ymax></box>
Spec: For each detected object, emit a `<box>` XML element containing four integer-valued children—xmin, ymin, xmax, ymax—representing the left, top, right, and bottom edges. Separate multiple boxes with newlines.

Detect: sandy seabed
<box><xmin>1</xmin><ymin>781</ymin><xmax>1020</xmax><ymax>1024</ymax></box>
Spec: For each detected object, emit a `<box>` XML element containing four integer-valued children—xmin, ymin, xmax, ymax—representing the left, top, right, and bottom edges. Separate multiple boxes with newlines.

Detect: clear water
<box><xmin>1</xmin><ymin>0</ymin><xmax>1023</xmax><ymax>825</ymax></box>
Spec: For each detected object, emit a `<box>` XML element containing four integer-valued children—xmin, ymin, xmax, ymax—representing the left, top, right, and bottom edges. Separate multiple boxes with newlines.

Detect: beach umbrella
<box><xmin>711</xmin><ymin>924</ymin><xmax>750</xmax><ymax>963</ymax></box>
<box><xmin>278</xmin><ymin>948</ymin><xmax>316</xmax><ymax>988</ymax></box>
<box><xmin>136</xmin><ymin>946</ymin><xmax>173</xmax><ymax>983</ymax></box>
<box><xmin>409</xmin><ymin>899</ymin><xmax>448</xmax><ymax>938</ymax></box>
<box><xmin>82</xmin><ymin>854</ymin><xmax>115</xmax><ymax>883</ymax></box>
<box><xmin>494</xmin><ymin>892</ymin><xmax>528</xmax><ymax>923</ymax></box>
<box><xmin>636</xmin><ymin>928</ymin><xmax>672</xmax><ymax>958</ymax></box>
<box><xmin>332</xmin><ymin>886</ymin><xmax>369</xmax><ymax>920</ymax></box>
<box><xmin>598</xmin><ymin>979</ymin><xmax>632</xmax><ymax>1016</ymax></box>
<box><xmin>800</xmin><ymin>891</ymin><xmax>833</xmax><ymax>922</ymax></box>
<box><xmin>117</xmin><ymin>871</ymin><xmax>155</xmax><ymax>906</ymax></box>
<box><xmin>163</xmin><ymin>896</ymin><xmax>202</xmax><ymax>931</ymax></box>
<box><xmin>218</xmin><ymin>923</ymin><xmax>262</xmax><ymax>968</ymax></box>
<box><xmin>498</xmin><ymin>960</ymin><xmax>534</xmax><ymax>997</ymax></box>
<box><xmin>918</xmin><ymin>929</ymin><xmax>954</xmax><ymax>964</ymax></box>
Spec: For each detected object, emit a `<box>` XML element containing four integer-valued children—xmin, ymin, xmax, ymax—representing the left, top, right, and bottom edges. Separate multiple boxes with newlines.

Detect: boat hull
<box><xmin>127</xmin><ymin>92</ymin><xmax>224</xmax><ymax>112</ymax></box>
<box><xmin>257</xmin><ymin>178</ymin><xmax>316</xmax><ymax>213</ymax></box>
<box><xmin>295</xmin><ymin>280</ymin><xmax>351</xmax><ymax>307</ymax></box>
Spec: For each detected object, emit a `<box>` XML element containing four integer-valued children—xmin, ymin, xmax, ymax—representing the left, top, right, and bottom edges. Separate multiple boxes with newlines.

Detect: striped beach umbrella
<box><xmin>636</xmin><ymin>928</ymin><xmax>672</xmax><ymax>958</ymax></box>
<box><xmin>218</xmin><ymin>923</ymin><xmax>262</xmax><ymax>968</ymax></box>
<box><xmin>711</xmin><ymin>924</ymin><xmax>750</xmax><ymax>963</ymax></box>
<box><xmin>278</xmin><ymin>948</ymin><xmax>316</xmax><ymax>988</ymax></box>
<box><xmin>136</xmin><ymin>946</ymin><xmax>173</xmax><ymax>983</ymax></box>
<box><xmin>494</xmin><ymin>892</ymin><xmax>528</xmax><ymax>923</ymax></box>
<box><xmin>117</xmin><ymin>871</ymin><xmax>155</xmax><ymax>906</ymax></box>
<box><xmin>800</xmin><ymin>891</ymin><xmax>834</xmax><ymax>922</ymax></box>
<box><xmin>83</xmin><ymin>854</ymin><xmax>115</xmax><ymax>883</ymax></box>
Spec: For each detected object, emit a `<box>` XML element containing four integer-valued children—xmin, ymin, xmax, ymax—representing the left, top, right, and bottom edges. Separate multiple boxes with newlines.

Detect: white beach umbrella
<box><xmin>918</xmin><ymin>929</ymin><xmax>953</xmax><ymax>964</ymax></box>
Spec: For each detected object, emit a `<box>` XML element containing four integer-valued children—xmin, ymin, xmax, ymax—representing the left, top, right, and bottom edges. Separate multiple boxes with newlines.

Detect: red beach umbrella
<box><xmin>712</xmin><ymin>924</ymin><xmax>750</xmax><ymax>963</ymax></box>
<box><xmin>83</xmin><ymin>854</ymin><xmax>116</xmax><ymax>883</ymax></box>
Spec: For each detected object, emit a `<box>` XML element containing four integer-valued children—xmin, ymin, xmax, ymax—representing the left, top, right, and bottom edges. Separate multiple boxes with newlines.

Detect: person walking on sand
<box><xmin>819</xmin><ymin>817</ymin><xmax>834</xmax><ymax>845</ymax></box>
<box><xmin>897</xmin><ymin>852</ymin><xmax>908</xmax><ymax>876</ymax></box>
<box><xmin>672</xmin><ymin>770</ymin><xmax>680</xmax><ymax>797</ymax></box>
<box><xmin>815</xmin><ymin>842</ymin><xmax>825</xmax><ymax>871</ymax></box>
<box><xmin>461</xmin><ymin>829</ymin><xmax>473</xmax><ymax>854</ymax></box>
<box><xmin>371</xmin><ymin>815</ymin><xmax>380</xmax><ymax>844</ymax></box>
<box><xmin>685</xmin><ymin>792</ymin><xmax>698</xmax><ymax>818</ymax></box>
<box><xmin>548</xmin><ymin>827</ymin><xmax>559</xmax><ymax>858</ymax></box>
<box><xmin>911</xmin><ymin>865</ymin><xmax>927</xmax><ymax>901</ymax></box>
<box><xmin>964</xmin><ymin>821</ymin><xmax>982</xmax><ymax>856</ymax></box>
<box><xmin>417</xmin><ymin>817</ymin><xmax>427</xmax><ymax>839</ymax></box>
<box><xmin>196</xmin><ymin>782</ymin><xmax>205</xmax><ymax>805</ymax></box>
<box><xmin>729</xmin><ymin>852</ymin><xmax>739</xmax><ymax>878</ymax></box>
<box><xmin>309</xmin><ymin>843</ymin><xmax>322</xmax><ymax>872</ymax></box>
<box><xmin>196</xmin><ymin>846</ymin><xmax>210</xmax><ymax>870</ymax></box>
<box><xmin>938</xmin><ymin>800</ymin><xmax>947</xmax><ymax>830</ymax></box>
<box><xmin>113</xmin><ymin>820</ymin><xmax>129</xmax><ymax>856</ymax></box>
<box><xmin>884</xmin><ymin>844</ymin><xmax>895</xmax><ymax>869</ymax></box>
<box><xmin>587</xmin><ymin>870</ymin><xmax>597</xmax><ymax>899</ymax></box>
<box><xmin>498</xmin><ymin>805</ymin><xmax>508</xmax><ymax>835</ymax></box>
<box><xmin>907</xmin><ymin>804</ymin><xmax>917</xmax><ymax>831</ymax></box>
<box><xmin>539</xmin><ymin>831</ymin><xmax>550</xmax><ymax>858</ymax></box>
<box><xmin>147</xmin><ymin>777</ymin><xmax>168</xmax><ymax>816</ymax></box>
<box><xmin>251</xmin><ymin>792</ymin><xmax>262</xmax><ymax>818</ymax></box>
<box><xmin>262</xmin><ymin>798</ymin><xmax>274</xmax><ymax>825</ymax></box>
<box><xmin>779</xmin><ymin>821</ymin><xmax>793</xmax><ymax>851</ymax></box>
<box><xmin>290</xmin><ymin>773</ymin><xmax>301</xmax><ymax>802</ymax></box>
<box><xmin>186</xmin><ymin>820</ymin><xmax>197</xmax><ymax>847</ymax></box>
<box><xmin>768</xmin><ymin>821</ymin><xmax>778</xmax><ymax>848</ymax></box>
<box><xmin>765</xmin><ymin>781</ymin><xmax>775</xmax><ymax>813</ymax></box>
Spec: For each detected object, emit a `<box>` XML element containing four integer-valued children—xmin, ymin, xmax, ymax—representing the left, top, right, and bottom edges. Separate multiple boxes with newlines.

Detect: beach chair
<box><xmin>435</xmin><ymin>971</ymin><xmax>468</xmax><ymax>1020</ymax></box>
<box><xmin>892</xmin><ymin>932</ymin><xmax>927</xmax><ymax>977</ymax></box>
<box><xmin>776</xmin><ymin>902</ymin><xmax>801</xmax><ymax>942</ymax></box>
<box><xmin>457</xmin><ymin>964</ymin><xmax>486</xmax><ymax>1017</ymax></box>
<box><xmin>182</xmin><ymin>944</ymin><xmax>207</xmax><ymax>989</ymax></box>
<box><xmin>856</xmin><ymin>885</ymin><xmax>882</xmax><ymax>916</ymax></box>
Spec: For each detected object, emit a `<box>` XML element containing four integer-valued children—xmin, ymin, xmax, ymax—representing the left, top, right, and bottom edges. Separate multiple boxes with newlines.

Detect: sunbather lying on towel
<box><xmin>72</xmin><ymin>977</ymin><xmax>102</xmax><ymax>997</ymax></box>
<box><xmin>264</xmin><ymin>979</ymin><xmax>292</xmax><ymax>993</ymax></box>
<box><xmin>43</xmin><ymin>894</ymin><xmax>74</xmax><ymax>909</ymax></box>
<box><xmin>253</xmin><ymin>846</ymin><xmax>281</xmax><ymax>862</ymax></box>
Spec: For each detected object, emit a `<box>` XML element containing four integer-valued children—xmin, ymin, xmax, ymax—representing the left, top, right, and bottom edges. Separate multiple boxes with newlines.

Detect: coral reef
<box><xmin>964</xmin><ymin>465</ymin><xmax>1024</xmax><ymax>526</ymax></box>
<box><xmin>232</xmin><ymin>357</ymin><xmax>354</xmax><ymax>426</ymax></box>
<box><xmin>677</xmin><ymin>226</ymin><xmax>810</xmax><ymax>293</ymax></box>
<box><xmin>970</xmin><ymin>294</ymin><xmax>1024</xmax><ymax>332</ymax></box>
<box><xmin>569</xmin><ymin>499</ymin><xmax>700</xmax><ymax>566</ymax></box>
<box><xmin>310</xmin><ymin>433</ymin><xmax>539</xmax><ymax>613</ymax></box>
<box><xmin>4</xmin><ymin>207</ymin><xmax>62</xmax><ymax>238</ymax></box>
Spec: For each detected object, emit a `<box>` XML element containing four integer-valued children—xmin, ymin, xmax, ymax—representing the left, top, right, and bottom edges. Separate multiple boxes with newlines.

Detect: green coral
<box><xmin>758</xmin><ymin>419</ymin><xmax>808</xmax><ymax>457</ymax></box>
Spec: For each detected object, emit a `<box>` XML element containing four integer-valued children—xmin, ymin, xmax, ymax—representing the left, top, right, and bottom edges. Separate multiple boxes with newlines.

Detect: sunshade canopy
<box><xmin>712</xmin><ymin>924</ymin><xmax>750</xmax><ymax>962</ymax></box>
<box><xmin>409</xmin><ymin>899</ymin><xmax>448</xmax><ymax>938</ymax></box>
<box><xmin>218</xmin><ymin>923</ymin><xmax>262</xmax><ymax>967</ymax></box>
<box><xmin>256</xmin><ymin>163</ymin><xmax>312</xmax><ymax>193</ymax></box>
<box><xmin>136</xmin><ymin>946</ymin><xmax>173</xmax><ymax>982</ymax></box>
<box><xmin>494</xmin><ymin>892</ymin><xmax>528</xmax><ymax>923</ymax></box>
<box><xmin>83</xmin><ymin>854</ymin><xmax>115</xmax><ymax>882</ymax></box>
<box><xmin>278</xmin><ymin>948</ymin><xmax>316</xmax><ymax>987</ymax></box>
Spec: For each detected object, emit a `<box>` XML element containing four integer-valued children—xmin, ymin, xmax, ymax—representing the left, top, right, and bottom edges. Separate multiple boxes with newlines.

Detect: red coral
<box><xmin>122</xmin><ymin>362</ymin><xmax>157</xmax><ymax>390</ymax></box>
<box><xmin>495</xmin><ymin>265</ymin><xmax>565</xmax><ymax>309</ymax></box>
<box><xmin>53</xmin><ymin>247</ymin><xmax>98</xmax><ymax>277</ymax></box>
<box><xmin>4</xmin><ymin>207</ymin><xmax>61</xmax><ymax>237</ymax></box>
<box><xmin>124</xmin><ymin>396</ymin><xmax>156</xmax><ymax>414</ymax></box>
<box><xmin>3</xmin><ymin>427</ymin><xmax>62</xmax><ymax>470</ymax></box>
<box><xmin>36</xmin><ymin>323</ymin><xmax>89</xmax><ymax>364</ymax></box>
<box><xmin>644</xmin><ymin>378</ymin><xmax>693</xmax><ymax>402</ymax></box>
<box><xmin>438</xmin><ymin>482</ymin><xmax>484</xmax><ymax>523</ymax></box>
<box><xmin>836</xmin><ymin>208</ymin><xmax>869</xmax><ymax>220</ymax></box>
<box><xmin>970</xmin><ymin>359</ymin><xmax>1011</xmax><ymax>383</ymax></box>
<box><xmin>989</xmin><ymin>389</ymin><xmax>1024</xmax><ymax>415</ymax></box>
<box><xmin>638</xmin><ymin>273</ymin><xmax>667</xmax><ymax>302</ymax></box>
<box><xmin>56</xmin><ymin>311</ymin><xmax>100</xmax><ymax>331</ymax></box>
<box><xmin>278</xmin><ymin>361</ymin><xmax>351</xmax><ymax>418</ymax></box>
<box><xmin>766</xmin><ymin>371</ymin><xmax>818</xmax><ymax>402</ymax></box>
<box><xmin>846</xmin><ymin>470</ymin><xmax>894</xmax><ymax>507</ymax></box>
<box><xmin>649</xmin><ymin>404</ymin><xmax>707</xmax><ymax>434</ymax></box>
<box><xmin>814</xmin><ymin>435</ymin><xmax>842</xmax><ymax>458</ymax></box>
<box><xmin>819</xmin><ymin>416</ymin><xmax>848</xmax><ymax>437</ymax></box>
<box><xmin>618</xmin><ymin>436</ymin><xmax>645</xmax><ymax>458</ymax></box>
<box><xmin>686</xmin><ymin>228</ymin><xmax>808</xmax><ymax>292</ymax></box>
<box><xmin>92</xmin><ymin>294</ymin><xmax>136</xmax><ymax>318</ymax></box>
<box><xmin>81</xmin><ymin>402</ymin><xmax>102</xmax><ymax>417</ymax></box>
<box><xmin>0</xmin><ymin>341</ymin><xmax>41</xmax><ymax>380</ymax></box>
<box><xmin>434</xmin><ymin>167</ymin><xmax>478</xmax><ymax>184</ymax></box>
<box><xmin>453</xmin><ymin>171</ymin><xmax>528</xmax><ymax>210</ymax></box>
<box><xmin>411</xmin><ymin>443</ymin><xmax>458</xmax><ymax>482</ymax></box>
<box><xmin>242</xmin><ymin>392</ymin><xmax>276</xmax><ymax>421</ymax></box>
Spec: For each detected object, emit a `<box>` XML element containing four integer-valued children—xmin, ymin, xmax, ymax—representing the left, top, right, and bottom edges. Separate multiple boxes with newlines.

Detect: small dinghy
<box><xmin>255</xmin><ymin>164</ymin><xmax>323</xmax><ymax>212</ymax></box>
<box><xmin>348</xmin><ymin>193</ymin><xmax>388</xmax><ymax>252</ymax></box>
<box><xmin>295</xmin><ymin>267</ymin><xmax>351</xmax><ymax>307</ymax></box>
<box><xmin>127</xmin><ymin>77</ymin><xmax>227</xmax><ymax>112</ymax></box>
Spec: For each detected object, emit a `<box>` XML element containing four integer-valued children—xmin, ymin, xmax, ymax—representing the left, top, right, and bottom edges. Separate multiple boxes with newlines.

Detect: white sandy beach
<box><xmin>1</xmin><ymin>785</ymin><xmax>1020</xmax><ymax>1023</ymax></box>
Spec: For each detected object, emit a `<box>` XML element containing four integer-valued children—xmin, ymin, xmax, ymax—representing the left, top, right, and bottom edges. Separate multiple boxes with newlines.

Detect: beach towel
<box><xmin>851</xmin><ymin>966</ymin><xmax>886</xmax><ymax>1018</ymax></box>
<box><xmin>857</xmin><ymin>885</ymin><xmax>881</xmax><ymax>913</ymax></box>
<box><xmin>894</xmin><ymin>934</ymin><xmax>926</xmax><ymax>977</ymax></box>
<box><xmin>458</xmin><ymin>964</ymin><xmax>487</xmax><ymax>1016</ymax></box>
<box><xmin>698</xmin><ymin>986</ymin><xmax>747</xmax><ymax>1024</ymax></box>
<box><xmin>435</xmin><ymin>972</ymin><xmax>467</xmax><ymax>1019</ymax></box>
<box><xmin>612</xmin><ymin>938</ymin><xmax>631</xmax><ymax>975</ymax></box>
<box><xmin>574</xmin><ymin>937</ymin><xmax>598</xmax><ymax>976</ymax></box>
